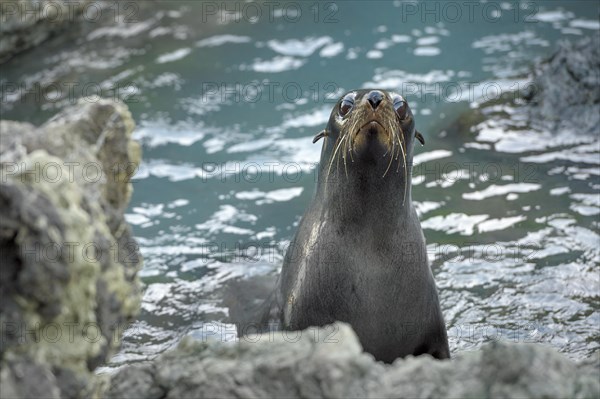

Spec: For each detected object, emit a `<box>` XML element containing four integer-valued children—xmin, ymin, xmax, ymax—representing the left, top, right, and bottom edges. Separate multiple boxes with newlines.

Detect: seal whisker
<box><xmin>385</xmin><ymin>120</ymin><xmax>396</xmax><ymax>163</ymax></box>
<box><xmin>398</xmin><ymin>134</ymin><xmax>408</xmax><ymax>206</ymax></box>
<box><xmin>326</xmin><ymin>138</ymin><xmax>340</xmax><ymax>182</ymax></box>
<box><xmin>335</xmin><ymin>136</ymin><xmax>343</xmax><ymax>175</ymax></box>
<box><xmin>382</xmin><ymin>129</ymin><xmax>391</xmax><ymax>158</ymax></box>
<box><xmin>348</xmin><ymin>131</ymin><xmax>354</xmax><ymax>163</ymax></box>
<box><xmin>343</xmin><ymin>144</ymin><xmax>349</xmax><ymax>178</ymax></box>
<box><xmin>347</xmin><ymin>122</ymin><xmax>358</xmax><ymax>163</ymax></box>
<box><xmin>396</xmin><ymin>127</ymin><xmax>404</xmax><ymax>173</ymax></box>
<box><xmin>327</xmin><ymin>134</ymin><xmax>348</xmax><ymax>182</ymax></box>
<box><xmin>341</xmin><ymin>132</ymin><xmax>350</xmax><ymax>178</ymax></box>
<box><xmin>382</xmin><ymin>127</ymin><xmax>395</xmax><ymax>178</ymax></box>
<box><xmin>345</xmin><ymin>131</ymin><xmax>355</xmax><ymax>174</ymax></box>
<box><xmin>389</xmin><ymin>122</ymin><xmax>399</xmax><ymax>164</ymax></box>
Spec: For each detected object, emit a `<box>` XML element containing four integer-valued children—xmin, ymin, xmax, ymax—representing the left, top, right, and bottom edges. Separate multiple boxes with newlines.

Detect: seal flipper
<box><xmin>312</xmin><ymin>129</ymin><xmax>328</xmax><ymax>143</ymax></box>
<box><xmin>223</xmin><ymin>275</ymin><xmax>282</xmax><ymax>335</ymax></box>
<box><xmin>415</xmin><ymin>130</ymin><xmax>425</xmax><ymax>146</ymax></box>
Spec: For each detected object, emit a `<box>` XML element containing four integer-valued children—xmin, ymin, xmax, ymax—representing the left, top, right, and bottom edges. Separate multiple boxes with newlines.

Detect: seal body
<box><xmin>276</xmin><ymin>89</ymin><xmax>449</xmax><ymax>362</ymax></box>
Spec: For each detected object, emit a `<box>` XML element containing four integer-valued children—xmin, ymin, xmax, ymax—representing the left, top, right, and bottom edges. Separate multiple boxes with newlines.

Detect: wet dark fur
<box><xmin>232</xmin><ymin>89</ymin><xmax>449</xmax><ymax>362</ymax></box>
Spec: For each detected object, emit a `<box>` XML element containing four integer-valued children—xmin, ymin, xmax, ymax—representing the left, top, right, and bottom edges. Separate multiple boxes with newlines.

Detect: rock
<box><xmin>526</xmin><ymin>35</ymin><xmax>600</xmax><ymax>135</ymax></box>
<box><xmin>445</xmin><ymin>35</ymin><xmax>599</xmax><ymax>153</ymax></box>
<box><xmin>0</xmin><ymin>0</ymin><xmax>92</xmax><ymax>63</ymax></box>
<box><xmin>0</xmin><ymin>99</ymin><xmax>142</xmax><ymax>398</ymax></box>
<box><xmin>106</xmin><ymin>322</ymin><xmax>600</xmax><ymax>399</ymax></box>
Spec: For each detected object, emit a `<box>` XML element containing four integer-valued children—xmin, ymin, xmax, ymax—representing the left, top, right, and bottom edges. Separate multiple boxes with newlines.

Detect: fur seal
<box><xmin>272</xmin><ymin>89</ymin><xmax>449</xmax><ymax>362</ymax></box>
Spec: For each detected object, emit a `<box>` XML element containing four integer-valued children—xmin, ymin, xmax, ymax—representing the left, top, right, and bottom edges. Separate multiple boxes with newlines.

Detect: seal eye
<box><xmin>339</xmin><ymin>93</ymin><xmax>355</xmax><ymax>117</ymax></box>
<box><xmin>393</xmin><ymin>96</ymin><xmax>408</xmax><ymax>120</ymax></box>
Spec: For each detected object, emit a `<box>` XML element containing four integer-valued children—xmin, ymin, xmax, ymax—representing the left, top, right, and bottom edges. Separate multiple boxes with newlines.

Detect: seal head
<box><xmin>314</xmin><ymin>89</ymin><xmax>424</xmax><ymax>206</ymax></box>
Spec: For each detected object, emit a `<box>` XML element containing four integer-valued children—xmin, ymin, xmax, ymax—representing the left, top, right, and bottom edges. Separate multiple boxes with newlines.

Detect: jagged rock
<box><xmin>0</xmin><ymin>0</ymin><xmax>92</xmax><ymax>63</ymax></box>
<box><xmin>526</xmin><ymin>35</ymin><xmax>600</xmax><ymax>135</ymax></box>
<box><xmin>0</xmin><ymin>99</ymin><xmax>142</xmax><ymax>398</ymax></box>
<box><xmin>106</xmin><ymin>322</ymin><xmax>600</xmax><ymax>399</ymax></box>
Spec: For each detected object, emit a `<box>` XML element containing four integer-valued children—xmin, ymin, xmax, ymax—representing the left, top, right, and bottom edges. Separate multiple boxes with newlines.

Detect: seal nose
<box><xmin>366</xmin><ymin>90</ymin><xmax>384</xmax><ymax>110</ymax></box>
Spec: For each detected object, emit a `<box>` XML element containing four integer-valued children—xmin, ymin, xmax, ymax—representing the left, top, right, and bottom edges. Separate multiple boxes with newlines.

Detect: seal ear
<box><xmin>415</xmin><ymin>130</ymin><xmax>425</xmax><ymax>146</ymax></box>
<box><xmin>312</xmin><ymin>129</ymin><xmax>328</xmax><ymax>143</ymax></box>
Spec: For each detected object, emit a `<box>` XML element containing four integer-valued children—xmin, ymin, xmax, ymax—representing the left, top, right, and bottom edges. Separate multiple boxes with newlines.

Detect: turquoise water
<box><xmin>2</xmin><ymin>1</ymin><xmax>599</xmax><ymax>367</ymax></box>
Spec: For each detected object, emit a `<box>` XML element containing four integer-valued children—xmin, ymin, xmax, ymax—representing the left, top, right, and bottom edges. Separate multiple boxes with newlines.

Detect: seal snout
<box><xmin>367</xmin><ymin>120</ymin><xmax>382</xmax><ymax>136</ymax></box>
<box><xmin>366</xmin><ymin>90</ymin><xmax>384</xmax><ymax>110</ymax></box>
<box><xmin>351</xmin><ymin>119</ymin><xmax>391</xmax><ymax>159</ymax></box>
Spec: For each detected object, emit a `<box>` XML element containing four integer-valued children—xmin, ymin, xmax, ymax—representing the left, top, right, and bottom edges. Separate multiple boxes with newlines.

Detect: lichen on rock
<box><xmin>0</xmin><ymin>99</ymin><xmax>142</xmax><ymax>398</ymax></box>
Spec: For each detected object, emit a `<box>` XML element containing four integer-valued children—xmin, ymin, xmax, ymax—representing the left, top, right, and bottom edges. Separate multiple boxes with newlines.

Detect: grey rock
<box><xmin>0</xmin><ymin>356</ymin><xmax>62</xmax><ymax>399</ymax></box>
<box><xmin>526</xmin><ymin>35</ymin><xmax>600</xmax><ymax>135</ymax></box>
<box><xmin>106</xmin><ymin>323</ymin><xmax>600</xmax><ymax>399</ymax></box>
<box><xmin>0</xmin><ymin>0</ymin><xmax>91</xmax><ymax>63</ymax></box>
<box><xmin>0</xmin><ymin>99</ymin><xmax>142</xmax><ymax>398</ymax></box>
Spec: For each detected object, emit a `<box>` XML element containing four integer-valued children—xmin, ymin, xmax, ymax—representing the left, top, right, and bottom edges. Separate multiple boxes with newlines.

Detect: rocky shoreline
<box><xmin>0</xmin><ymin>0</ymin><xmax>94</xmax><ymax>63</ymax></box>
<box><xmin>106</xmin><ymin>323</ymin><xmax>599</xmax><ymax>399</ymax></box>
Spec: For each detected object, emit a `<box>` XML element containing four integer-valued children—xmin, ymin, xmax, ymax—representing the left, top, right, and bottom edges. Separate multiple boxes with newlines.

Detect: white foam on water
<box><xmin>227</xmin><ymin>138</ymin><xmax>274</xmax><ymax>154</ymax></box>
<box><xmin>366</xmin><ymin>50</ymin><xmax>384</xmax><ymax>59</ymax></box>
<box><xmin>570</xmin><ymin>19</ymin><xmax>600</xmax><ymax>30</ymax></box>
<box><xmin>413</xmin><ymin>150</ymin><xmax>453</xmax><ymax>165</ymax></box>
<box><xmin>320</xmin><ymin>42</ymin><xmax>345</xmax><ymax>57</ymax></box>
<box><xmin>463</xmin><ymin>183</ymin><xmax>541</xmax><ymax>200</ymax></box>
<box><xmin>195</xmin><ymin>205</ymin><xmax>257</xmax><ymax>236</ymax></box>
<box><xmin>87</xmin><ymin>18</ymin><xmax>156</xmax><ymax>40</ymax></box>
<box><xmin>478</xmin><ymin>216</ymin><xmax>527</xmax><ymax>233</ymax></box>
<box><xmin>235</xmin><ymin>187</ymin><xmax>304</xmax><ymax>204</ymax></box>
<box><xmin>414</xmin><ymin>47</ymin><xmax>441</xmax><ymax>56</ymax></box>
<box><xmin>156</xmin><ymin>47</ymin><xmax>191</xmax><ymax>64</ymax></box>
<box><xmin>416</xmin><ymin>36</ymin><xmax>440</xmax><ymax>46</ymax></box>
<box><xmin>282</xmin><ymin>106</ymin><xmax>331</xmax><ymax>129</ymax></box>
<box><xmin>414</xmin><ymin>201</ymin><xmax>443</xmax><ymax>217</ymax></box>
<box><xmin>364</xmin><ymin>69</ymin><xmax>456</xmax><ymax>89</ymax></box>
<box><xmin>422</xmin><ymin>213</ymin><xmax>489</xmax><ymax>236</ymax></box>
<box><xmin>196</xmin><ymin>35</ymin><xmax>251</xmax><ymax>47</ymax></box>
<box><xmin>533</xmin><ymin>10</ymin><xmax>573</xmax><ymax>23</ymax></box>
<box><xmin>550</xmin><ymin>187</ymin><xmax>571</xmax><ymax>196</ymax></box>
<box><xmin>267</xmin><ymin>36</ymin><xmax>333</xmax><ymax>57</ymax></box>
<box><xmin>249</xmin><ymin>56</ymin><xmax>305</xmax><ymax>73</ymax></box>
<box><xmin>391</xmin><ymin>34</ymin><xmax>411</xmax><ymax>43</ymax></box>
